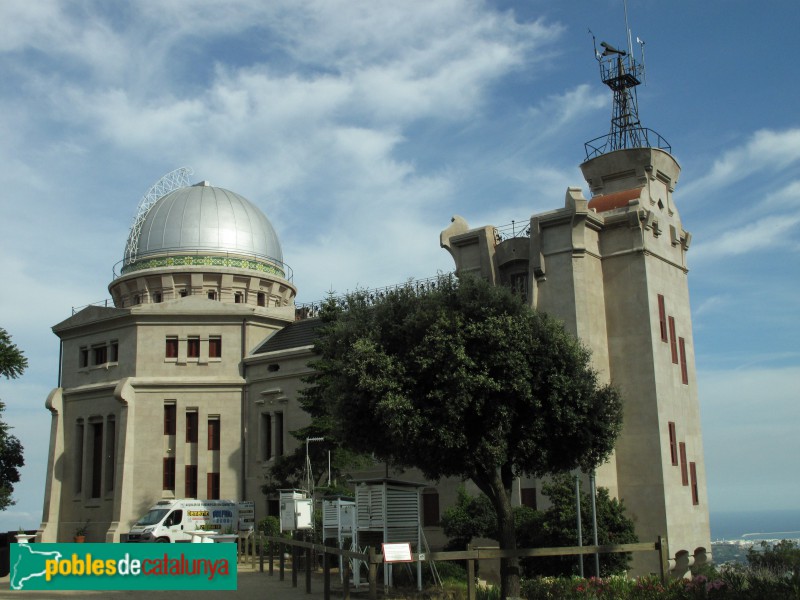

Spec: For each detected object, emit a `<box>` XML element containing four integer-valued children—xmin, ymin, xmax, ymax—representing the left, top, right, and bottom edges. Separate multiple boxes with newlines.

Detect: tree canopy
<box><xmin>0</xmin><ymin>328</ymin><xmax>27</xmax><ymax>511</ymax></box>
<box><xmin>303</xmin><ymin>275</ymin><xmax>623</xmax><ymax>597</ymax></box>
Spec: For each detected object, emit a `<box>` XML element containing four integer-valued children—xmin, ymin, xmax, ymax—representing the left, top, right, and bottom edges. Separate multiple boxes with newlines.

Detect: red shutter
<box><xmin>679</xmin><ymin>443</ymin><xmax>688</xmax><ymax>486</ymax></box>
<box><xmin>658</xmin><ymin>295</ymin><xmax>668</xmax><ymax>342</ymax></box>
<box><xmin>668</xmin><ymin>422</ymin><xmax>678</xmax><ymax>465</ymax></box>
<box><xmin>164</xmin><ymin>405</ymin><xmax>176</xmax><ymax>435</ymax></box>
<box><xmin>669</xmin><ymin>317</ymin><xmax>678</xmax><ymax>364</ymax></box>
<box><xmin>163</xmin><ymin>457</ymin><xmax>175</xmax><ymax>490</ymax></box>
<box><xmin>690</xmin><ymin>462</ymin><xmax>699</xmax><ymax>505</ymax></box>
<box><xmin>679</xmin><ymin>337</ymin><xmax>689</xmax><ymax>384</ymax></box>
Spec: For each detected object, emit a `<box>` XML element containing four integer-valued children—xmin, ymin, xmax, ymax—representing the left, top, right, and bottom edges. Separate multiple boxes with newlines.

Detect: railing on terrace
<box><xmin>494</xmin><ymin>219</ymin><xmax>531</xmax><ymax>243</ymax></box>
<box><xmin>294</xmin><ymin>273</ymin><xmax>455</xmax><ymax>320</ymax></box>
<box><xmin>258</xmin><ymin>534</ymin><xmax>674</xmax><ymax>600</ymax></box>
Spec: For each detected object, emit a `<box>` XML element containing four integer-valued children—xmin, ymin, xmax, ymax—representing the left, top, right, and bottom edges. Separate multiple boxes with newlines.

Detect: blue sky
<box><xmin>0</xmin><ymin>0</ymin><xmax>798</xmax><ymax>532</ymax></box>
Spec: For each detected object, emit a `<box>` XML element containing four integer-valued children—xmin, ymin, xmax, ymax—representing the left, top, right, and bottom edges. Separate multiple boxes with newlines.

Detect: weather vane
<box><xmin>584</xmin><ymin>0</ymin><xmax>669</xmax><ymax>160</ymax></box>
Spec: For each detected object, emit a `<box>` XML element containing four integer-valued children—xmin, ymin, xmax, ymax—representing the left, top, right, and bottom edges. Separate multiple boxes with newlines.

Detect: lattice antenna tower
<box><xmin>123</xmin><ymin>167</ymin><xmax>194</xmax><ymax>265</ymax></box>
<box><xmin>585</xmin><ymin>0</ymin><xmax>664</xmax><ymax>159</ymax></box>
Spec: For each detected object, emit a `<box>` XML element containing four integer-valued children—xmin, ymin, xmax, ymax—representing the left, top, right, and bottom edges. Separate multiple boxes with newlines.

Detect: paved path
<box><xmin>0</xmin><ymin>562</ymin><xmax>337</xmax><ymax>599</ymax></box>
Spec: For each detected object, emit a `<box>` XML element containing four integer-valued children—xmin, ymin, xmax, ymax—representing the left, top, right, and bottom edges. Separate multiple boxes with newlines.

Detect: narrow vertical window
<box><xmin>164</xmin><ymin>403</ymin><xmax>176</xmax><ymax>436</ymax></box>
<box><xmin>234</xmin><ymin>292</ymin><xmax>243</xmax><ymax>304</ymax></box>
<box><xmin>679</xmin><ymin>442</ymin><xmax>688</xmax><ymax>486</ymax></box>
<box><xmin>80</xmin><ymin>348</ymin><xmax>89</xmax><ymax>368</ymax></box>
<box><xmin>186</xmin><ymin>411</ymin><xmax>198</xmax><ymax>444</ymax></box>
<box><xmin>261</xmin><ymin>413</ymin><xmax>272</xmax><ymax>461</ymax></box>
<box><xmin>165</xmin><ymin>337</ymin><xmax>178</xmax><ymax>359</ymax></box>
<box><xmin>658</xmin><ymin>294</ymin><xmax>668</xmax><ymax>342</ymax></box>
<box><xmin>208</xmin><ymin>417</ymin><xmax>220</xmax><ymax>451</ymax></box>
<box><xmin>422</xmin><ymin>489</ymin><xmax>440</xmax><ymax>526</ymax></box>
<box><xmin>690</xmin><ymin>462</ymin><xmax>699</xmax><ymax>505</ymax></box>
<box><xmin>187</xmin><ymin>337</ymin><xmax>200</xmax><ymax>358</ymax></box>
<box><xmin>209</xmin><ymin>336</ymin><xmax>222</xmax><ymax>359</ymax></box>
<box><xmin>90</xmin><ymin>422</ymin><xmax>103</xmax><ymax>498</ymax></box>
<box><xmin>257</xmin><ymin>292</ymin><xmax>265</xmax><ymax>307</ymax></box>
<box><xmin>668</xmin><ymin>422</ymin><xmax>678</xmax><ymax>466</ymax></box>
<box><xmin>207</xmin><ymin>291</ymin><xmax>217</xmax><ymax>300</ymax></box>
<box><xmin>669</xmin><ymin>317</ymin><xmax>678</xmax><ymax>363</ymax></box>
<box><xmin>153</xmin><ymin>292</ymin><xmax>162</xmax><ymax>303</ymax></box>
<box><xmin>207</xmin><ymin>472</ymin><xmax>220</xmax><ymax>499</ymax></box>
<box><xmin>679</xmin><ymin>337</ymin><xmax>689</xmax><ymax>384</ymax></box>
<box><xmin>75</xmin><ymin>420</ymin><xmax>85</xmax><ymax>494</ymax></box>
<box><xmin>105</xmin><ymin>417</ymin><xmax>115</xmax><ymax>493</ymax></box>
<box><xmin>93</xmin><ymin>345</ymin><xmax>108</xmax><ymax>365</ymax></box>
<box><xmin>110</xmin><ymin>341</ymin><xmax>119</xmax><ymax>363</ymax></box>
<box><xmin>274</xmin><ymin>412</ymin><xmax>284</xmax><ymax>457</ymax></box>
<box><xmin>163</xmin><ymin>457</ymin><xmax>176</xmax><ymax>490</ymax></box>
<box><xmin>185</xmin><ymin>465</ymin><xmax>198</xmax><ymax>498</ymax></box>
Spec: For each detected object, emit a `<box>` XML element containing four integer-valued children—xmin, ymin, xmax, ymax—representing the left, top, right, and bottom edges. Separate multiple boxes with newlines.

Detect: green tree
<box><xmin>747</xmin><ymin>539</ymin><xmax>800</xmax><ymax>575</ymax></box>
<box><xmin>0</xmin><ymin>328</ymin><xmax>28</xmax><ymax>510</ymax></box>
<box><xmin>521</xmin><ymin>474</ymin><xmax>638</xmax><ymax>577</ymax></box>
<box><xmin>303</xmin><ymin>275</ymin><xmax>623</xmax><ymax>598</ymax></box>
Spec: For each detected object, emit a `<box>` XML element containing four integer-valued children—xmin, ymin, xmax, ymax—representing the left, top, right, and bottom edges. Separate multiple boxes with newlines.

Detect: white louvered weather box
<box><xmin>279</xmin><ymin>488</ymin><xmax>312</xmax><ymax>532</ymax></box>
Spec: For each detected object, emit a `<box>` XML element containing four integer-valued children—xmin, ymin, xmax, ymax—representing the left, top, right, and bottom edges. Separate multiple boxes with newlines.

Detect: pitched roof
<box><xmin>252</xmin><ymin>318</ymin><xmax>322</xmax><ymax>354</ymax></box>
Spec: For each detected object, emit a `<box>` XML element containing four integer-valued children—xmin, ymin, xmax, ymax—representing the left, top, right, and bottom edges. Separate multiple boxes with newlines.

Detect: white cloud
<box><xmin>691</xmin><ymin>213</ymin><xmax>800</xmax><ymax>262</ymax></box>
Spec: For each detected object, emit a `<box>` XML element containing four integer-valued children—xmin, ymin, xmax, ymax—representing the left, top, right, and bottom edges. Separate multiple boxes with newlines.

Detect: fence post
<box><xmin>259</xmin><ymin>534</ymin><xmax>264</xmax><ymax>573</ymax></box>
<box><xmin>292</xmin><ymin>543</ymin><xmax>298</xmax><ymax>587</ymax></box>
<box><xmin>343</xmin><ymin>553</ymin><xmax>351</xmax><ymax>600</ymax></box>
<box><xmin>323</xmin><ymin>551</ymin><xmax>330</xmax><ymax>600</ymax></box>
<box><xmin>306</xmin><ymin>544</ymin><xmax>312</xmax><ymax>593</ymax></box>
<box><xmin>467</xmin><ymin>545</ymin><xmax>476</xmax><ymax>600</ymax></box>
<box><xmin>368</xmin><ymin>547</ymin><xmax>378</xmax><ymax>600</ymax></box>
<box><xmin>657</xmin><ymin>536</ymin><xmax>670</xmax><ymax>583</ymax></box>
<box><xmin>279</xmin><ymin>542</ymin><xmax>285</xmax><ymax>581</ymax></box>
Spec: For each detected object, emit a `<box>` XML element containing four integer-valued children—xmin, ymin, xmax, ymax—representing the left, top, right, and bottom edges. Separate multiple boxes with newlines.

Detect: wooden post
<box><xmin>292</xmin><ymin>544</ymin><xmax>299</xmax><ymax>587</ymax></box>
<box><xmin>657</xmin><ymin>535</ymin><xmax>670</xmax><ymax>583</ymax></box>
<box><xmin>467</xmin><ymin>545</ymin><xmax>476</xmax><ymax>600</ymax></box>
<box><xmin>323</xmin><ymin>551</ymin><xmax>330</xmax><ymax>600</ymax></box>
<box><xmin>368</xmin><ymin>547</ymin><xmax>378</xmax><ymax>600</ymax></box>
<box><xmin>279</xmin><ymin>542</ymin><xmax>285</xmax><ymax>581</ymax></box>
<box><xmin>306</xmin><ymin>545</ymin><xmax>313</xmax><ymax>593</ymax></box>
<box><xmin>259</xmin><ymin>534</ymin><xmax>264</xmax><ymax>573</ymax></box>
<box><xmin>343</xmin><ymin>554</ymin><xmax>351</xmax><ymax>600</ymax></box>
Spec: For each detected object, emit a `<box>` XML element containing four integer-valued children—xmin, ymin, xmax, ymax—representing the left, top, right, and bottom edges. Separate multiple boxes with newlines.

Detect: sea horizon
<box><xmin>710</xmin><ymin>508</ymin><xmax>800</xmax><ymax>542</ymax></box>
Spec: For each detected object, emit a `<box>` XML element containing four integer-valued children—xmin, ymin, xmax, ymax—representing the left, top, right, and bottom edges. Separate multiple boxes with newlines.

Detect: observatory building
<box><xmin>38</xmin><ymin>31</ymin><xmax>710</xmax><ymax>577</ymax></box>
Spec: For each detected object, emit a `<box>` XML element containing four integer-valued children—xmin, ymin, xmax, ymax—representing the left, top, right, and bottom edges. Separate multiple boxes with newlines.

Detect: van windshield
<box><xmin>135</xmin><ymin>509</ymin><xmax>169</xmax><ymax>527</ymax></box>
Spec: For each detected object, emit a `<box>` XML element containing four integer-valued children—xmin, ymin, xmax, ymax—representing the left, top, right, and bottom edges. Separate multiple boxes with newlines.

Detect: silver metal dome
<box><xmin>122</xmin><ymin>182</ymin><xmax>284</xmax><ymax>272</ymax></box>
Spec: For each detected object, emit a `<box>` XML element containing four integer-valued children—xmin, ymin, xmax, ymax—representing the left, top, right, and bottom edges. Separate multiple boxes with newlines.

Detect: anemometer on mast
<box><xmin>585</xmin><ymin>0</ymin><xmax>669</xmax><ymax>160</ymax></box>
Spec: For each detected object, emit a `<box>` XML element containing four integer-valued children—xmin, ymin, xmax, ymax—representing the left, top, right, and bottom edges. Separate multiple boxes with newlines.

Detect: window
<box><xmin>234</xmin><ymin>292</ymin><xmax>243</xmax><ymax>304</ymax></box>
<box><xmin>208</xmin><ymin>417</ymin><xmax>220</xmax><ymax>451</ymax></box>
<box><xmin>105</xmin><ymin>417</ymin><xmax>115</xmax><ymax>493</ymax></box>
<box><xmin>261</xmin><ymin>414</ymin><xmax>272</xmax><ymax>461</ymax></box>
<box><xmin>274</xmin><ymin>412</ymin><xmax>284</xmax><ymax>457</ymax></box>
<box><xmin>90</xmin><ymin>422</ymin><xmax>103</xmax><ymax>498</ymax></box>
<box><xmin>153</xmin><ymin>292</ymin><xmax>162</xmax><ymax>303</ymax></box>
<box><xmin>80</xmin><ymin>347</ymin><xmax>89</xmax><ymax>368</ymax></box>
<box><xmin>509</xmin><ymin>273</ymin><xmax>528</xmax><ymax>304</ymax></box>
<box><xmin>187</xmin><ymin>337</ymin><xmax>200</xmax><ymax>359</ymax></box>
<box><xmin>668</xmin><ymin>422</ymin><xmax>678</xmax><ymax>466</ymax></box>
<box><xmin>163</xmin><ymin>457</ymin><xmax>176</xmax><ymax>490</ymax></box>
<box><xmin>679</xmin><ymin>338</ymin><xmax>689</xmax><ymax>385</ymax></box>
<box><xmin>186</xmin><ymin>411</ymin><xmax>198</xmax><ymax>444</ymax></box>
<box><xmin>207</xmin><ymin>472</ymin><xmax>220</xmax><ymax>499</ymax></box>
<box><xmin>164</xmin><ymin>404</ymin><xmax>176</xmax><ymax>436</ymax></box>
<box><xmin>207</xmin><ymin>291</ymin><xmax>217</xmax><ymax>300</ymax></box>
<box><xmin>422</xmin><ymin>489</ymin><xmax>440</xmax><ymax>526</ymax></box>
<box><xmin>165</xmin><ymin>337</ymin><xmax>178</xmax><ymax>359</ymax></box>
<box><xmin>669</xmin><ymin>317</ymin><xmax>678</xmax><ymax>364</ymax></box>
<box><xmin>679</xmin><ymin>442</ymin><xmax>688</xmax><ymax>486</ymax></box>
<box><xmin>658</xmin><ymin>295</ymin><xmax>668</xmax><ymax>342</ymax></box>
<box><xmin>257</xmin><ymin>292</ymin><xmax>265</xmax><ymax>307</ymax></box>
<box><xmin>185</xmin><ymin>465</ymin><xmax>198</xmax><ymax>498</ymax></box>
<box><xmin>209</xmin><ymin>336</ymin><xmax>222</xmax><ymax>359</ymax></box>
<box><xmin>93</xmin><ymin>345</ymin><xmax>108</xmax><ymax>365</ymax></box>
<box><xmin>110</xmin><ymin>341</ymin><xmax>119</xmax><ymax>363</ymax></box>
<box><xmin>134</xmin><ymin>295</ymin><xmax>141</xmax><ymax>305</ymax></box>
<box><xmin>521</xmin><ymin>487</ymin><xmax>537</xmax><ymax>510</ymax></box>
<box><xmin>74</xmin><ymin>420</ymin><xmax>84</xmax><ymax>494</ymax></box>
<box><xmin>690</xmin><ymin>462</ymin><xmax>699</xmax><ymax>505</ymax></box>
<box><xmin>179</xmin><ymin>289</ymin><xmax>188</xmax><ymax>298</ymax></box>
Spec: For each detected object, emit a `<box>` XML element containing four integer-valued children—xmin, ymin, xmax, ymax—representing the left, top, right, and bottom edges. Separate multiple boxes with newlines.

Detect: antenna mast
<box><xmin>584</xmin><ymin>2</ymin><xmax>670</xmax><ymax>160</ymax></box>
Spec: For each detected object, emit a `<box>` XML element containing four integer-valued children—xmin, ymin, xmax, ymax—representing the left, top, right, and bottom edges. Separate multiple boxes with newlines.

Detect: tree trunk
<box><xmin>473</xmin><ymin>468</ymin><xmax>520</xmax><ymax>600</ymax></box>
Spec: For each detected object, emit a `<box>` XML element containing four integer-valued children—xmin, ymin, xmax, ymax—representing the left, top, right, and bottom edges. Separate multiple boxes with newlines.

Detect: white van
<box><xmin>127</xmin><ymin>499</ymin><xmax>254</xmax><ymax>542</ymax></box>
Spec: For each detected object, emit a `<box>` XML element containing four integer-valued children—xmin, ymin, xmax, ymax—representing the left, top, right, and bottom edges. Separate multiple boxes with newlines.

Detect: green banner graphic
<box><xmin>9</xmin><ymin>543</ymin><xmax>237</xmax><ymax>591</ymax></box>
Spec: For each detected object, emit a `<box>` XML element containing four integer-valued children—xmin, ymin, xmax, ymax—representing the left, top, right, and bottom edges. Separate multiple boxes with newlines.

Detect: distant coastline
<box><xmin>711</xmin><ymin>509</ymin><xmax>800</xmax><ymax>542</ymax></box>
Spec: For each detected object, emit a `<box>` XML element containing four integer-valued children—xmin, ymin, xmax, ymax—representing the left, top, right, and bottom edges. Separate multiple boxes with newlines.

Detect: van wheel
<box><xmin>155</xmin><ymin>537</ymin><xmax>170</xmax><ymax>543</ymax></box>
